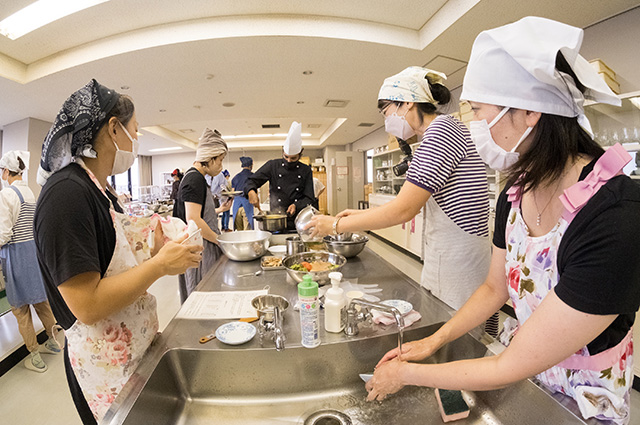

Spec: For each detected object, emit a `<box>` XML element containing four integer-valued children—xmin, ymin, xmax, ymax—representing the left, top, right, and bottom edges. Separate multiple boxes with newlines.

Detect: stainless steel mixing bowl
<box><xmin>323</xmin><ymin>233</ymin><xmax>368</xmax><ymax>258</ymax></box>
<box><xmin>282</xmin><ymin>251</ymin><xmax>347</xmax><ymax>285</ymax></box>
<box><xmin>217</xmin><ymin>230</ymin><xmax>271</xmax><ymax>261</ymax></box>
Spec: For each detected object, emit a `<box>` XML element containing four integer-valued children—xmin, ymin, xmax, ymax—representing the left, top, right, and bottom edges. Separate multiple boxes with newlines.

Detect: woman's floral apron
<box><xmin>65</xmin><ymin>161</ymin><xmax>186</xmax><ymax>421</ymax></box>
<box><xmin>501</xmin><ymin>144</ymin><xmax>634</xmax><ymax>424</ymax></box>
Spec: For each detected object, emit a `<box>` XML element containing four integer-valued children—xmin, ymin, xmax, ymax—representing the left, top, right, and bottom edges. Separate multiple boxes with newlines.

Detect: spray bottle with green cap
<box><xmin>298</xmin><ymin>274</ymin><xmax>320</xmax><ymax>348</ymax></box>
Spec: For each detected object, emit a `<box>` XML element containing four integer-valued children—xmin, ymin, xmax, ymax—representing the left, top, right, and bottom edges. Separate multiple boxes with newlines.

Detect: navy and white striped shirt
<box><xmin>406</xmin><ymin>114</ymin><xmax>489</xmax><ymax>237</ymax></box>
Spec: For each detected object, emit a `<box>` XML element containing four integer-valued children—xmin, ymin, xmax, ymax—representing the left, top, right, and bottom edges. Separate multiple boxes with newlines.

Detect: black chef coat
<box><xmin>244</xmin><ymin>159</ymin><xmax>315</xmax><ymax>229</ymax></box>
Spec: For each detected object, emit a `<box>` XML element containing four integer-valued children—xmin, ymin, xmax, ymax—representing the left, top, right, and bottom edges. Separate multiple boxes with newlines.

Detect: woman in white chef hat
<box><xmin>0</xmin><ymin>151</ymin><xmax>61</xmax><ymax>373</ymax></box>
<box><xmin>308</xmin><ymin>66</ymin><xmax>492</xmax><ymax>311</ymax></box>
<box><xmin>367</xmin><ymin>17</ymin><xmax>640</xmax><ymax>424</ymax></box>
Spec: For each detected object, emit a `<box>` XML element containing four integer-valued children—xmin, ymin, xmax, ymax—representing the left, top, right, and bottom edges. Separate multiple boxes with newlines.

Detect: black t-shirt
<box><xmin>173</xmin><ymin>168</ymin><xmax>207</xmax><ymax>222</ymax></box>
<box><xmin>493</xmin><ymin>160</ymin><xmax>640</xmax><ymax>354</ymax></box>
<box><xmin>34</xmin><ymin>163</ymin><xmax>122</xmax><ymax>330</ymax></box>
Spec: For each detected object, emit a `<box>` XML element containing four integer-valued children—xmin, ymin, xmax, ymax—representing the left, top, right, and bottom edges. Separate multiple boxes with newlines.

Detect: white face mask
<box><xmin>384</xmin><ymin>104</ymin><xmax>416</xmax><ymax>141</ymax></box>
<box><xmin>469</xmin><ymin>107</ymin><xmax>533</xmax><ymax>171</ymax></box>
<box><xmin>111</xmin><ymin>122</ymin><xmax>139</xmax><ymax>175</ymax></box>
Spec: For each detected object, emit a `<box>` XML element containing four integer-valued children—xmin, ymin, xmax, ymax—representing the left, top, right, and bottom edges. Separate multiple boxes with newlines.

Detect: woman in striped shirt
<box><xmin>0</xmin><ymin>151</ymin><xmax>61</xmax><ymax>373</ymax></box>
<box><xmin>309</xmin><ymin>66</ymin><xmax>491</xmax><ymax>310</ymax></box>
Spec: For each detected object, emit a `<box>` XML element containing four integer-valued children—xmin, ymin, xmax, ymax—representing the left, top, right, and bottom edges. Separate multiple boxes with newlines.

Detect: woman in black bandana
<box><xmin>34</xmin><ymin>80</ymin><xmax>202</xmax><ymax>424</ymax></box>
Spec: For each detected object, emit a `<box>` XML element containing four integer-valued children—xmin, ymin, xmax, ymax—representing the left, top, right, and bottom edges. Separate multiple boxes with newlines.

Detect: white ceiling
<box><xmin>0</xmin><ymin>0</ymin><xmax>638</xmax><ymax>156</ymax></box>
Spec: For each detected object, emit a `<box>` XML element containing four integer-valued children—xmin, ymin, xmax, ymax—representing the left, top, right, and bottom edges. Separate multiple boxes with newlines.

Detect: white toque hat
<box><xmin>460</xmin><ymin>16</ymin><xmax>620</xmax><ymax>137</ymax></box>
<box><xmin>284</xmin><ymin>121</ymin><xmax>302</xmax><ymax>155</ymax></box>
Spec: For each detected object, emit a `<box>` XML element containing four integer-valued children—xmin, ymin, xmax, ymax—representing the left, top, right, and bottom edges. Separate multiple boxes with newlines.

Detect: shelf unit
<box><xmin>372</xmin><ymin>142</ymin><xmax>419</xmax><ymax>195</ymax></box>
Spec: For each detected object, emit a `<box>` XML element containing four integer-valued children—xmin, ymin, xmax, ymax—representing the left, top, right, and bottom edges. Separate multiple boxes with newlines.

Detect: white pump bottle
<box><xmin>324</xmin><ymin>272</ymin><xmax>346</xmax><ymax>333</ymax></box>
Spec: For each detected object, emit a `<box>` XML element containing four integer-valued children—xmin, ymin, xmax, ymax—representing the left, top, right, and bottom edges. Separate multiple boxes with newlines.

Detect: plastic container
<box><xmin>298</xmin><ymin>274</ymin><xmax>320</xmax><ymax>348</ymax></box>
<box><xmin>324</xmin><ymin>272</ymin><xmax>345</xmax><ymax>333</ymax></box>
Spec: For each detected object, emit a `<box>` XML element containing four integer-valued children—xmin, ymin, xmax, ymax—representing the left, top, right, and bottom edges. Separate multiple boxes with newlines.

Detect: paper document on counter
<box><xmin>176</xmin><ymin>289</ymin><xmax>267</xmax><ymax>319</ymax></box>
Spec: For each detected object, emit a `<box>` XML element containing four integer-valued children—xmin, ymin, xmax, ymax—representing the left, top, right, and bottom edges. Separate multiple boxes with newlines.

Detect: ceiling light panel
<box><xmin>324</xmin><ymin>99</ymin><xmax>350</xmax><ymax>108</ymax></box>
<box><xmin>0</xmin><ymin>0</ymin><xmax>110</xmax><ymax>40</ymax></box>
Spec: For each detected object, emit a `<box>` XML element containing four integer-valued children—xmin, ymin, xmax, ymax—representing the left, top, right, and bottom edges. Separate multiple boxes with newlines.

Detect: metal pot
<box><xmin>255</xmin><ymin>212</ymin><xmax>287</xmax><ymax>232</ymax></box>
<box><xmin>251</xmin><ymin>295</ymin><xmax>289</xmax><ymax>323</ymax></box>
<box><xmin>286</xmin><ymin>236</ymin><xmax>306</xmax><ymax>256</ymax></box>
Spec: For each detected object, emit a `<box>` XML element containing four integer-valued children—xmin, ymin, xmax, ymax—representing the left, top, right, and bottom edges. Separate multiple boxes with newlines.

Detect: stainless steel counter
<box><xmin>102</xmin><ymin>248</ymin><xmax>613</xmax><ymax>425</ymax></box>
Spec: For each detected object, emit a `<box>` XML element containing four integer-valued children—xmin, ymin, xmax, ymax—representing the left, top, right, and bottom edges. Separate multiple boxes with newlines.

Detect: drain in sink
<box><xmin>304</xmin><ymin>409</ymin><xmax>352</xmax><ymax>425</ymax></box>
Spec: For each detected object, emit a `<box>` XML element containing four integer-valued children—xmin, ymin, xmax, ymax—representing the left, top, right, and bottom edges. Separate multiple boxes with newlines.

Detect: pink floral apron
<box><xmin>502</xmin><ymin>144</ymin><xmax>634</xmax><ymax>424</ymax></box>
<box><xmin>65</xmin><ymin>161</ymin><xmax>186</xmax><ymax>421</ymax></box>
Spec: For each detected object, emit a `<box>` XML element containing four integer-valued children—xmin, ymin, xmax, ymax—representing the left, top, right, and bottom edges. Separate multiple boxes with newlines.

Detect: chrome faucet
<box><xmin>258</xmin><ymin>306</ymin><xmax>286</xmax><ymax>351</ymax></box>
<box><xmin>345</xmin><ymin>298</ymin><xmax>405</xmax><ymax>354</ymax></box>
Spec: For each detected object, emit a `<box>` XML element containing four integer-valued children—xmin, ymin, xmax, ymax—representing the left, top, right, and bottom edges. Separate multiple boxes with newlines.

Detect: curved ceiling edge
<box><xmin>9</xmin><ymin>15</ymin><xmax>421</xmax><ymax>84</ymax></box>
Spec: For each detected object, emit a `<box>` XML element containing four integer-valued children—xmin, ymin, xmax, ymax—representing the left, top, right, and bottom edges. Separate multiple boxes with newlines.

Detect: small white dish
<box><xmin>215</xmin><ymin>321</ymin><xmax>257</xmax><ymax>345</ymax></box>
<box><xmin>379</xmin><ymin>299</ymin><xmax>413</xmax><ymax>316</ymax></box>
<box><xmin>268</xmin><ymin>245</ymin><xmax>287</xmax><ymax>257</ymax></box>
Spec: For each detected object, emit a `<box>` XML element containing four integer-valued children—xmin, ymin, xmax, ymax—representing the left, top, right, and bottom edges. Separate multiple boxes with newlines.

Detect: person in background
<box><xmin>169</xmin><ymin>168</ymin><xmax>183</xmax><ymax>202</ymax></box>
<box><xmin>173</xmin><ymin>128</ymin><xmax>232</xmax><ymax>302</ymax></box>
<box><xmin>232</xmin><ymin>156</ymin><xmax>256</xmax><ymax>230</ymax></box>
<box><xmin>34</xmin><ymin>80</ymin><xmax>201</xmax><ymax>424</ymax></box>
<box><xmin>365</xmin><ymin>17</ymin><xmax>640</xmax><ymax>425</ymax></box>
<box><xmin>309</xmin><ymin>66</ymin><xmax>491</xmax><ymax>311</ymax></box>
<box><xmin>0</xmin><ymin>150</ymin><xmax>61</xmax><ymax>373</ymax></box>
<box><xmin>245</xmin><ymin>122</ymin><xmax>315</xmax><ymax>230</ymax></box>
<box><xmin>219</xmin><ymin>170</ymin><xmax>232</xmax><ymax>231</ymax></box>
<box><xmin>312</xmin><ymin>176</ymin><xmax>325</xmax><ymax>210</ymax></box>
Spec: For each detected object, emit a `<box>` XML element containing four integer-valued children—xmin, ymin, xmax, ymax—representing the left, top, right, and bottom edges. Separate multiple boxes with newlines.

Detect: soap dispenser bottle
<box><xmin>324</xmin><ymin>272</ymin><xmax>346</xmax><ymax>333</ymax></box>
<box><xmin>298</xmin><ymin>274</ymin><xmax>320</xmax><ymax>348</ymax></box>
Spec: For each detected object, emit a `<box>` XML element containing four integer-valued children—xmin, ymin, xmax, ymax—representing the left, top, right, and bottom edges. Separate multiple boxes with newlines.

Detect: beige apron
<box><xmin>420</xmin><ymin>196</ymin><xmax>490</xmax><ymax>310</ymax></box>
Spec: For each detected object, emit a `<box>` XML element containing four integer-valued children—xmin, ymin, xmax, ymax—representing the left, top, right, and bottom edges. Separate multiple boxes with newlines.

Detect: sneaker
<box><xmin>40</xmin><ymin>337</ymin><xmax>62</xmax><ymax>355</ymax></box>
<box><xmin>24</xmin><ymin>352</ymin><xmax>48</xmax><ymax>373</ymax></box>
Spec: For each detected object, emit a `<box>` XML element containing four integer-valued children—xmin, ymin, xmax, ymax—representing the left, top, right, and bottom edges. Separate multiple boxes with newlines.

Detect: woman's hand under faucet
<box><xmin>376</xmin><ymin>335</ymin><xmax>443</xmax><ymax>367</ymax></box>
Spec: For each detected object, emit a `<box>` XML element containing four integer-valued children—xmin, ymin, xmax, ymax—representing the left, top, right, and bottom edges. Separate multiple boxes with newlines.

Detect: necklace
<box><xmin>532</xmin><ymin>172</ymin><xmax>568</xmax><ymax>227</ymax></box>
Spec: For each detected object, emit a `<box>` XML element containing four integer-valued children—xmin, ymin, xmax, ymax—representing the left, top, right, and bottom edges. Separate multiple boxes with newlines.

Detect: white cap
<box><xmin>0</xmin><ymin>150</ymin><xmax>29</xmax><ymax>174</ymax></box>
<box><xmin>461</xmin><ymin>16</ymin><xmax>620</xmax><ymax>137</ymax></box>
<box><xmin>284</xmin><ymin>121</ymin><xmax>302</xmax><ymax>155</ymax></box>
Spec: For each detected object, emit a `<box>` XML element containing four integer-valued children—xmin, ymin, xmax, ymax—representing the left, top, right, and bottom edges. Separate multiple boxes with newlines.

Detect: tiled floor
<box><xmin>1</xmin><ymin>235</ymin><xmax>639</xmax><ymax>424</ymax></box>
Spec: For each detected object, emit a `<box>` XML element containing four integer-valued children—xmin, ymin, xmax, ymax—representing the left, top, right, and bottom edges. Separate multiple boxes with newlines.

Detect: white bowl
<box><xmin>268</xmin><ymin>245</ymin><xmax>287</xmax><ymax>257</ymax></box>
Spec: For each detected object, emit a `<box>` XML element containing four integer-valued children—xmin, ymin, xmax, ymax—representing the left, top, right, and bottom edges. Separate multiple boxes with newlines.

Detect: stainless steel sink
<box><xmin>118</xmin><ymin>323</ymin><xmax>590</xmax><ymax>425</ymax></box>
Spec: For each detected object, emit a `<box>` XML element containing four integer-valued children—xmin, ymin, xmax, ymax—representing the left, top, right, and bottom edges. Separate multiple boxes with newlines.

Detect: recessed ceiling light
<box><xmin>120</xmin><ymin>85</ymin><xmax>129</xmax><ymax>90</ymax></box>
<box><xmin>148</xmin><ymin>147</ymin><xmax>183</xmax><ymax>152</ymax></box>
<box><xmin>302</xmin><ymin>70</ymin><xmax>313</xmax><ymax>75</ymax></box>
<box><xmin>159</xmin><ymin>109</ymin><xmax>166</xmax><ymax>112</ymax></box>
<box><xmin>193</xmin><ymin>105</ymin><xmax>201</xmax><ymax>109</ymax></box>
<box><xmin>222</xmin><ymin>102</ymin><xmax>235</xmax><ymax>107</ymax></box>
<box><xmin>297</xmin><ymin>101</ymin><xmax>305</xmax><ymax>104</ymax></box>
<box><xmin>205</xmin><ymin>74</ymin><xmax>215</xmax><ymax>80</ymax></box>
<box><xmin>307</xmin><ymin>124</ymin><xmax>321</xmax><ymax>128</ymax></box>
<box><xmin>358</xmin><ymin>122</ymin><xmax>375</xmax><ymax>127</ymax></box>
<box><xmin>323</xmin><ymin>99</ymin><xmax>350</xmax><ymax>108</ymax></box>
<box><xmin>0</xmin><ymin>0</ymin><xmax>110</xmax><ymax>40</ymax></box>
<box><xmin>179</xmin><ymin>129</ymin><xmax>195</xmax><ymax>134</ymax></box>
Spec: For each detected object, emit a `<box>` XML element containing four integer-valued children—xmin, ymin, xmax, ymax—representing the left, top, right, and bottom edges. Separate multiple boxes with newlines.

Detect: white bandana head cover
<box><xmin>195</xmin><ymin>128</ymin><xmax>228</xmax><ymax>162</ymax></box>
<box><xmin>0</xmin><ymin>150</ymin><xmax>30</xmax><ymax>174</ymax></box>
<box><xmin>460</xmin><ymin>16</ymin><xmax>621</xmax><ymax>137</ymax></box>
<box><xmin>284</xmin><ymin>121</ymin><xmax>302</xmax><ymax>155</ymax></box>
<box><xmin>378</xmin><ymin>66</ymin><xmax>447</xmax><ymax>104</ymax></box>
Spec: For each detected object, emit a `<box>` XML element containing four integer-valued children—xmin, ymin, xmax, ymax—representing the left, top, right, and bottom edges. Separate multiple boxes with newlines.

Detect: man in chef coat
<box><xmin>245</xmin><ymin>121</ymin><xmax>315</xmax><ymax>230</ymax></box>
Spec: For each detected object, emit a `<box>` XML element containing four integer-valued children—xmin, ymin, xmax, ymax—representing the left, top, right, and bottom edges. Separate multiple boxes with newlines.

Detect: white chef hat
<box><xmin>378</xmin><ymin>66</ymin><xmax>447</xmax><ymax>104</ymax></box>
<box><xmin>284</xmin><ymin>121</ymin><xmax>302</xmax><ymax>155</ymax></box>
<box><xmin>0</xmin><ymin>150</ymin><xmax>30</xmax><ymax>174</ymax></box>
<box><xmin>460</xmin><ymin>16</ymin><xmax>620</xmax><ymax>137</ymax></box>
